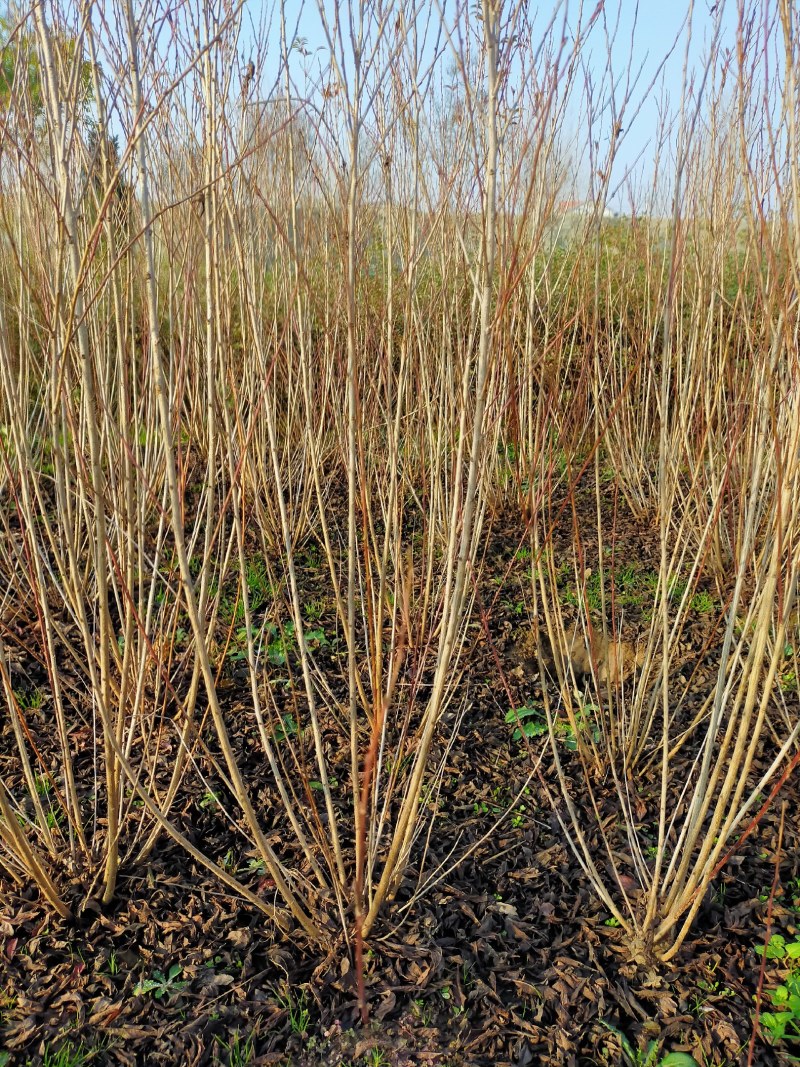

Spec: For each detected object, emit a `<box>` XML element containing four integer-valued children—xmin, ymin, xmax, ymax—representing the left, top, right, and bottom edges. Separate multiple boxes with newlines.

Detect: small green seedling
<box><xmin>272</xmin><ymin>713</ymin><xmax>298</xmax><ymax>743</ymax></box>
<box><xmin>304</xmin><ymin>626</ymin><xmax>329</xmax><ymax>648</ymax></box>
<box><xmin>275</xmin><ymin>986</ymin><xmax>310</xmax><ymax>1035</ymax></box>
<box><xmin>505</xmin><ymin>704</ymin><xmax>547</xmax><ymax>741</ymax></box>
<box><xmin>310</xmin><ymin>778</ymin><xmax>338</xmax><ymax>791</ymax></box>
<box><xmin>41</xmin><ymin>1041</ymin><xmax>90</xmax><ymax>1067</ymax></box>
<box><xmin>755</xmin><ymin>934</ymin><xmax>800</xmax><ymax>1046</ymax></box>
<box><xmin>755</xmin><ymin>934</ymin><xmax>800</xmax><ymax>961</ymax></box>
<box><xmin>214</xmin><ymin>1029</ymin><xmax>255</xmax><ymax>1066</ymax></box>
<box><xmin>511</xmin><ymin>806</ymin><xmax>527</xmax><ymax>828</ymax></box>
<box><xmin>303</xmin><ymin>599</ymin><xmax>325</xmax><ymax>622</ymax></box>
<box><xmin>599</xmin><ymin>1021</ymin><xmax>698</xmax><ymax>1066</ymax></box>
<box><xmin>134</xmin><ymin>963</ymin><xmax>187</xmax><ymax>1000</ymax></box>
<box><xmin>691</xmin><ymin>591</ymin><xmax>715</xmax><ymax>614</ymax></box>
<box><xmin>267</xmin><ymin>621</ymin><xmax>295</xmax><ymax>665</ymax></box>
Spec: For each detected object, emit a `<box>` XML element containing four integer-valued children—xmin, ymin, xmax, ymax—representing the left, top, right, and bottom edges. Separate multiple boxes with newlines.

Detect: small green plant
<box><xmin>690</xmin><ymin>966</ymin><xmax>735</xmax><ymax>1014</ymax></box>
<box><xmin>215</xmin><ymin>1029</ymin><xmax>255</xmax><ymax>1066</ymax></box>
<box><xmin>756</xmin><ymin>934</ymin><xmax>800</xmax><ymax>961</ymax></box>
<box><xmin>667</xmin><ymin>574</ymin><xmax>688</xmax><ymax>602</ymax></box>
<box><xmin>301</xmin><ymin>543</ymin><xmax>320</xmax><ymax>568</ymax></box>
<box><xmin>411</xmin><ymin>997</ymin><xmax>433</xmax><ymax>1025</ymax></box>
<box><xmin>780</xmin><ymin>649</ymin><xmax>797</xmax><ymax>692</ymax></box>
<box><xmin>599</xmin><ymin>1021</ymin><xmax>698</xmax><ymax>1066</ymax></box>
<box><xmin>781</xmin><ymin>668</ymin><xmax>797</xmax><ymax>692</ymax></box>
<box><xmin>0</xmin><ymin>989</ymin><xmax>17</xmax><ymax>1024</ymax></box>
<box><xmin>13</xmin><ymin>687</ymin><xmax>44</xmax><ymax>711</ymax></box>
<box><xmin>554</xmin><ymin>703</ymin><xmax>600</xmax><ymax>751</ymax></box>
<box><xmin>227</xmin><ymin>626</ymin><xmax>249</xmax><ymax>662</ymax></box>
<box><xmin>555</xmin><ymin>559</ymin><xmax>572</xmax><ymax>586</ymax></box>
<box><xmin>309</xmin><ymin>777</ymin><xmax>338</xmax><ymax>791</ymax></box>
<box><xmin>272</xmin><ymin>713</ymin><xmax>298</xmax><ymax>743</ymax></box>
<box><xmin>134</xmin><ymin>963</ymin><xmax>187</xmax><ymax>1000</ymax></box>
<box><xmin>615</xmin><ymin>563</ymin><xmax>645</xmax><ymax>607</ymax></box>
<box><xmin>642</xmin><ymin>569</ymin><xmax>660</xmax><ymax>593</ymax></box>
<box><xmin>691</xmin><ymin>591</ymin><xmax>715</xmax><ymax>614</ymax></box>
<box><xmin>755</xmin><ymin>935</ymin><xmax>800</xmax><ymax>1047</ymax></box>
<box><xmin>505</xmin><ymin>703</ymin><xmax>547</xmax><ymax>741</ymax></box>
<box><xmin>245</xmin><ymin>556</ymin><xmax>271</xmax><ymax>611</ymax></box>
<box><xmin>604</xmin><ymin>916</ymin><xmax>622</xmax><ymax>927</ymax></box>
<box><xmin>364</xmin><ymin>1049</ymin><xmax>389</xmax><ymax>1067</ymax></box>
<box><xmin>302</xmin><ymin>598</ymin><xmax>325</xmax><ymax>622</ymax></box>
<box><xmin>41</xmin><ymin>1041</ymin><xmax>89</xmax><ymax>1067</ymax></box>
<box><xmin>220</xmin><ymin>591</ymin><xmax>246</xmax><ymax>627</ymax></box>
<box><xmin>304</xmin><ymin>626</ymin><xmax>329</xmax><ymax>649</ymax></box>
<box><xmin>266</xmin><ymin>621</ymin><xmax>295</xmax><ymax>665</ymax></box>
<box><xmin>34</xmin><ymin>774</ymin><xmax>51</xmax><ymax>796</ymax></box>
<box><xmin>585</xmin><ymin>570</ymin><xmax>603</xmax><ymax>612</ymax></box>
<box><xmin>219</xmin><ymin>848</ymin><xmax>238</xmax><ymax>874</ymax></box>
<box><xmin>561</xmin><ymin>584</ymin><xmax>579</xmax><ymax>607</ymax></box>
<box><xmin>275</xmin><ymin>986</ymin><xmax>310</xmax><ymax>1035</ymax></box>
<box><xmin>501</xmin><ymin>597</ymin><xmax>525</xmax><ymax>616</ymax></box>
<box><xmin>758</xmin><ymin>970</ymin><xmax>800</xmax><ymax>1045</ymax></box>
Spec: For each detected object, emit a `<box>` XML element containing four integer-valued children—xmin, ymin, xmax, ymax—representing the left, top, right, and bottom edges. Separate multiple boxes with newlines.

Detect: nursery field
<box><xmin>1</xmin><ymin>1</ymin><xmax>800</xmax><ymax>1065</ymax></box>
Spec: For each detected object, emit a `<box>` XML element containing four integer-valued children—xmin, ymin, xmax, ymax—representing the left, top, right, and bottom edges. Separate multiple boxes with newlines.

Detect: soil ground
<box><xmin>2</xmin><ymin>487</ymin><xmax>799</xmax><ymax>1066</ymax></box>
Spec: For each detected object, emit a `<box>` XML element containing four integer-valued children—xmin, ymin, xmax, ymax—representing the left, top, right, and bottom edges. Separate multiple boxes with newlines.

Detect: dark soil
<box><xmin>2</xmin><ymin>487</ymin><xmax>799</xmax><ymax>1067</ymax></box>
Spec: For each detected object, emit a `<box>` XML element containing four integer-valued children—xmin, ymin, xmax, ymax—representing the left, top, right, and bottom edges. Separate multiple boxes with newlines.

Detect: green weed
<box><xmin>691</xmin><ymin>591</ymin><xmax>715</xmax><ymax>614</ymax></box>
<box><xmin>245</xmin><ymin>556</ymin><xmax>272</xmax><ymax>611</ymax></box>
<box><xmin>13</xmin><ymin>687</ymin><xmax>44</xmax><ymax>711</ymax></box>
<box><xmin>133</xmin><ymin>963</ymin><xmax>187</xmax><ymax>1000</ymax></box>
<box><xmin>214</xmin><ymin>1029</ymin><xmax>255</xmax><ymax>1066</ymax></box>
<box><xmin>40</xmin><ymin>1041</ymin><xmax>90</xmax><ymax>1067</ymax></box>
<box><xmin>304</xmin><ymin>627</ymin><xmax>329</xmax><ymax>649</ymax></box>
<box><xmin>364</xmin><ymin>1049</ymin><xmax>389</xmax><ymax>1067</ymax></box>
<box><xmin>219</xmin><ymin>848</ymin><xmax>238</xmax><ymax>874</ymax></box>
<box><xmin>411</xmin><ymin>997</ymin><xmax>433</xmax><ymax>1025</ymax></box>
<box><xmin>34</xmin><ymin>773</ymin><xmax>52</xmax><ymax>796</ymax></box>
<box><xmin>276</xmin><ymin>986</ymin><xmax>310</xmax><ymax>1035</ymax></box>
<box><xmin>668</xmin><ymin>574</ymin><xmax>688</xmax><ymax>602</ymax></box>
<box><xmin>272</xmin><ymin>713</ymin><xmax>298</xmax><ymax>743</ymax></box>
<box><xmin>302</xmin><ymin>598</ymin><xmax>325</xmax><ymax>622</ymax></box>
<box><xmin>511</xmin><ymin>806</ymin><xmax>527</xmax><ymax>828</ymax></box>
<box><xmin>599</xmin><ymin>1020</ymin><xmax>698</xmax><ymax>1066</ymax></box>
<box><xmin>555</xmin><ymin>704</ymin><xmax>600</xmax><ymax>750</ymax></box>
<box><xmin>266</xmin><ymin>621</ymin><xmax>295</xmax><ymax>665</ymax></box>
<box><xmin>755</xmin><ymin>934</ymin><xmax>800</xmax><ymax>1046</ymax></box>
<box><xmin>505</xmin><ymin>703</ymin><xmax>547</xmax><ymax>741</ymax></box>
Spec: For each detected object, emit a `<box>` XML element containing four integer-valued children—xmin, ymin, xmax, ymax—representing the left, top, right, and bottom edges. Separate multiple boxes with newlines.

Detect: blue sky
<box><xmin>239</xmin><ymin>1</ymin><xmax>749</xmax><ymax>212</ymax></box>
